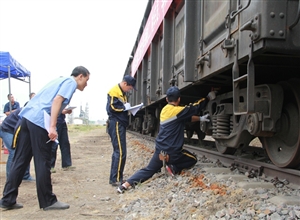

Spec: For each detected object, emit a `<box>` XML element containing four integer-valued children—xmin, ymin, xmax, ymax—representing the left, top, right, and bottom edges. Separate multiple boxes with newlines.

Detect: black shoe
<box><xmin>62</xmin><ymin>166</ymin><xmax>76</xmax><ymax>171</ymax></box>
<box><xmin>110</xmin><ymin>182</ymin><xmax>121</xmax><ymax>187</ymax></box>
<box><xmin>43</xmin><ymin>201</ymin><xmax>70</xmax><ymax>211</ymax></box>
<box><xmin>117</xmin><ymin>185</ymin><xmax>127</xmax><ymax>194</ymax></box>
<box><xmin>110</xmin><ymin>180</ymin><xmax>125</xmax><ymax>187</ymax></box>
<box><xmin>0</xmin><ymin>199</ymin><xmax>23</xmax><ymax>210</ymax></box>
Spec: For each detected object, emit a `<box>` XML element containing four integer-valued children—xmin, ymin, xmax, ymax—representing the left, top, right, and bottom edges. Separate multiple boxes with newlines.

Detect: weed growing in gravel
<box><xmin>68</xmin><ymin>124</ymin><xmax>104</xmax><ymax>132</ymax></box>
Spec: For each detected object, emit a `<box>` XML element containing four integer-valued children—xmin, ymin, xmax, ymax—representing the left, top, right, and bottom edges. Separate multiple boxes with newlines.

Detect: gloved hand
<box><xmin>124</xmin><ymin>103</ymin><xmax>131</xmax><ymax>111</ymax></box>
<box><xmin>207</xmin><ymin>91</ymin><xmax>216</xmax><ymax>100</ymax></box>
<box><xmin>200</xmin><ymin>114</ymin><xmax>210</xmax><ymax>122</ymax></box>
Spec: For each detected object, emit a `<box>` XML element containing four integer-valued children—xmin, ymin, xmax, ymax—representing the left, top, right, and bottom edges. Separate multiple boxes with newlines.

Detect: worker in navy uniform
<box><xmin>106</xmin><ymin>75</ymin><xmax>137</xmax><ymax>186</ymax></box>
<box><xmin>0</xmin><ymin>108</ymin><xmax>34</xmax><ymax>181</ymax></box>
<box><xmin>3</xmin><ymin>94</ymin><xmax>20</xmax><ymax>116</ymax></box>
<box><xmin>117</xmin><ymin>86</ymin><xmax>216</xmax><ymax>193</ymax></box>
<box><xmin>0</xmin><ymin>66</ymin><xmax>90</xmax><ymax>211</ymax></box>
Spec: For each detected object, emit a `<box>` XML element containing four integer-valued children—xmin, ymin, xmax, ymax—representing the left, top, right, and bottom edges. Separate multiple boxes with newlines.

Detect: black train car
<box><xmin>124</xmin><ymin>0</ymin><xmax>300</xmax><ymax>168</ymax></box>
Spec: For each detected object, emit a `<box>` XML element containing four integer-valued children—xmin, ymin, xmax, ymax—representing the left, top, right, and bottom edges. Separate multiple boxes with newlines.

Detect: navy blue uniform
<box><xmin>0</xmin><ymin>108</ymin><xmax>31</xmax><ymax>180</ymax></box>
<box><xmin>126</xmin><ymin>97</ymin><xmax>209</xmax><ymax>186</ymax></box>
<box><xmin>106</xmin><ymin>84</ymin><xmax>128</xmax><ymax>184</ymax></box>
<box><xmin>3</xmin><ymin>101</ymin><xmax>20</xmax><ymax>114</ymax></box>
<box><xmin>51</xmin><ymin>114</ymin><xmax>72</xmax><ymax>168</ymax></box>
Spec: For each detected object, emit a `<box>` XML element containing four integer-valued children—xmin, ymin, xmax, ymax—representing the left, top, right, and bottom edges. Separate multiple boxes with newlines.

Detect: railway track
<box><xmin>129</xmin><ymin>131</ymin><xmax>300</xmax><ymax>187</ymax></box>
<box><xmin>185</xmin><ymin>144</ymin><xmax>300</xmax><ymax>187</ymax></box>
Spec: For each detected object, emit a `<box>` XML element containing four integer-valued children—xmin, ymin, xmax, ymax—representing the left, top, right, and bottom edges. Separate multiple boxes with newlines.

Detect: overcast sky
<box><xmin>0</xmin><ymin>0</ymin><xmax>148</xmax><ymax>121</ymax></box>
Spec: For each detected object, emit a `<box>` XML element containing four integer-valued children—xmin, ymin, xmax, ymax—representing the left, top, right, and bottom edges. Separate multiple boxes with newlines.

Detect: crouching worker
<box><xmin>117</xmin><ymin>86</ymin><xmax>216</xmax><ymax>193</ymax></box>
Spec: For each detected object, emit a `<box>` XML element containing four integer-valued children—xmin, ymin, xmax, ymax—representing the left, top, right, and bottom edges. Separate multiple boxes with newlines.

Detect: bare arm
<box><xmin>4</xmin><ymin>109</ymin><xmax>17</xmax><ymax>116</ymax></box>
<box><xmin>191</xmin><ymin>116</ymin><xmax>200</xmax><ymax>122</ymax></box>
<box><xmin>48</xmin><ymin>95</ymin><xmax>64</xmax><ymax>140</ymax></box>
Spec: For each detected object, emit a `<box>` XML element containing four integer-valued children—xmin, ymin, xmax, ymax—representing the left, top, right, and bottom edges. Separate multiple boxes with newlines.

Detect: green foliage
<box><xmin>68</xmin><ymin>124</ymin><xmax>105</xmax><ymax>133</ymax></box>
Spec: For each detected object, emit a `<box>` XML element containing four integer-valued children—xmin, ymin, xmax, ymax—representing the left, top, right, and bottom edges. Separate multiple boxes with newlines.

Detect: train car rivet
<box><xmin>279</xmin><ymin>13</ymin><xmax>285</xmax><ymax>18</ymax></box>
<box><xmin>278</xmin><ymin>31</ymin><xmax>284</xmax><ymax>36</ymax></box>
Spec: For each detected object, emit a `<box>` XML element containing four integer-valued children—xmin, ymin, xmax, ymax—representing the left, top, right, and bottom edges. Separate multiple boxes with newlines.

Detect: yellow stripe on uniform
<box><xmin>192</xmin><ymin>97</ymin><xmax>206</xmax><ymax>106</ymax></box>
<box><xmin>110</xmin><ymin>96</ymin><xmax>123</xmax><ymax>112</ymax></box>
<box><xmin>116</xmin><ymin>121</ymin><xmax>123</xmax><ymax>182</ymax></box>
<box><xmin>182</xmin><ymin>151</ymin><xmax>197</xmax><ymax>160</ymax></box>
<box><xmin>12</xmin><ymin>125</ymin><xmax>21</xmax><ymax>148</ymax></box>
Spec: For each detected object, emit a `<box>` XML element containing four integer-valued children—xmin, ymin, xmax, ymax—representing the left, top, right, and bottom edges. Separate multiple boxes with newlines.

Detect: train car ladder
<box><xmin>232</xmin><ymin>40</ymin><xmax>255</xmax><ymax>114</ymax></box>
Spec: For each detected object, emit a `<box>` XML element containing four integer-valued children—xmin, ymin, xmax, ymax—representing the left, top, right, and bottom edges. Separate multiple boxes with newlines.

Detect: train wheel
<box><xmin>261</xmin><ymin>79</ymin><xmax>300</xmax><ymax>168</ymax></box>
<box><xmin>215</xmin><ymin>140</ymin><xmax>236</xmax><ymax>155</ymax></box>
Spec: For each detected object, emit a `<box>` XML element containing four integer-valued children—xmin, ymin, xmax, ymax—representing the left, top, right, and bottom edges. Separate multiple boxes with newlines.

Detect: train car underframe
<box><xmin>131</xmin><ymin>77</ymin><xmax>300</xmax><ymax>169</ymax></box>
<box><xmin>201</xmin><ymin>79</ymin><xmax>300</xmax><ymax>168</ymax></box>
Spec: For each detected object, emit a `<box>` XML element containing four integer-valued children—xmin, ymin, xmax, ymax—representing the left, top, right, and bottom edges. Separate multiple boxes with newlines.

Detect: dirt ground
<box><xmin>0</xmin><ymin>125</ymin><xmax>127</xmax><ymax>220</ymax></box>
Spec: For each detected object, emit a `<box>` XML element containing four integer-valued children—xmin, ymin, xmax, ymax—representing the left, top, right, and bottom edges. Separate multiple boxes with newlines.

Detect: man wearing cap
<box><xmin>106</xmin><ymin>75</ymin><xmax>137</xmax><ymax>186</ymax></box>
<box><xmin>117</xmin><ymin>86</ymin><xmax>216</xmax><ymax>193</ymax></box>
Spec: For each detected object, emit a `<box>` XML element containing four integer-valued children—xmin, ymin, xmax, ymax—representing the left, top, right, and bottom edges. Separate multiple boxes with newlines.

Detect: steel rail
<box><xmin>128</xmin><ymin>131</ymin><xmax>300</xmax><ymax>186</ymax></box>
<box><xmin>184</xmin><ymin>144</ymin><xmax>300</xmax><ymax>186</ymax></box>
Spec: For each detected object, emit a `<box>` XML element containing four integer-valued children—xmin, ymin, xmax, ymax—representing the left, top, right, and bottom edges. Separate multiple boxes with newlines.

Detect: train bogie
<box><xmin>125</xmin><ymin>0</ymin><xmax>300</xmax><ymax>168</ymax></box>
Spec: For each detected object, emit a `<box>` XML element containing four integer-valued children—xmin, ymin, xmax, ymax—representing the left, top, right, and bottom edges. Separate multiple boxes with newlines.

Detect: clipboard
<box><xmin>125</xmin><ymin>103</ymin><xmax>143</xmax><ymax>116</ymax></box>
<box><xmin>65</xmin><ymin>106</ymin><xmax>76</xmax><ymax>111</ymax></box>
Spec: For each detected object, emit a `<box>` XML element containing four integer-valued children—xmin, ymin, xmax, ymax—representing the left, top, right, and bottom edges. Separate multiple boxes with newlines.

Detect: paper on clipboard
<box><xmin>43</xmin><ymin>110</ymin><xmax>59</xmax><ymax>143</ymax></box>
<box><xmin>65</xmin><ymin>106</ymin><xmax>76</xmax><ymax>111</ymax></box>
<box><xmin>125</xmin><ymin>103</ymin><xmax>143</xmax><ymax>116</ymax></box>
<box><xmin>44</xmin><ymin>110</ymin><xmax>51</xmax><ymax>133</ymax></box>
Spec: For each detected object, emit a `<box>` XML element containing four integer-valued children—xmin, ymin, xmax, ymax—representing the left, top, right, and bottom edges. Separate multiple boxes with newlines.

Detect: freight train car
<box><xmin>123</xmin><ymin>0</ymin><xmax>300</xmax><ymax>168</ymax></box>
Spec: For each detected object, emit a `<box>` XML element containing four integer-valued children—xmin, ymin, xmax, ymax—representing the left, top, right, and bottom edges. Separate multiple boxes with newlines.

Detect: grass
<box><xmin>68</xmin><ymin>124</ymin><xmax>105</xmax><ymax>133</ymax></box>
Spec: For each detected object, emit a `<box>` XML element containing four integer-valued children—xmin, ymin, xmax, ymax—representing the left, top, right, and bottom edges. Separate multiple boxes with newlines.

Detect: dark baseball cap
<box><xmin>123</xmin><ymin>75</ymin><xmax>137</xmax><ymax>91</ymax></box>
<box><xmin>166</xmin><ymin>86</ymin><xmax>180</xmax><ymax>99</ymax></box>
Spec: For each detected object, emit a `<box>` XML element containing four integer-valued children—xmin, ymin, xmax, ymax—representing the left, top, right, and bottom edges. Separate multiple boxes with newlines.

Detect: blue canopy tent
<box><xmin>0</xmin><ymin>51</ymin><xmax>31</xmax><ymax>112</ymax></box>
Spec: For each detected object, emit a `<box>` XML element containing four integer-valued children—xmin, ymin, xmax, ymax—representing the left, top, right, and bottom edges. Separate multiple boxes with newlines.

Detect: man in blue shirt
<box><xmin>3</xmin><ymin>94</ymin><xmax>20</xmax><ymax>116</ymax></box>
<box><xmin>0</xmin><ymin>66</ymin><xmax>90</xmax><ymax>211</ymax></box>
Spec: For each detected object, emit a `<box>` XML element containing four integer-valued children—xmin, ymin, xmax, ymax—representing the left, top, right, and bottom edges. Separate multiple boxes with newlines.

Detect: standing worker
<box><xmin>106</xmin><ymin>75</ymin><xmax>137</xmax><ymax>186</ymax></box>
<box><xmin>0</xmin><ymin>66</ymin><xmax>90</xmax><ymax>211</ymax></box>
<box><xmin>24</xmin><ymin>92</ymin><xmax>36</xmax><ymax>107</ymax></box>
<box><xmin>51</xmin><ymin>108</ymin><xmax>74</xmax><ymax>173</ymax></box>
<box><xmin>117</xmin><ymin>86</ymin><xmax>216</xmax><ymax>193</ymax></box>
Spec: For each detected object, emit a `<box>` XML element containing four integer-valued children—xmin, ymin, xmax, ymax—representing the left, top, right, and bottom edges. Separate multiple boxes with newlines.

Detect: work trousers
<box><xmin>1</xmin><ymin>118</ymin><xmax>57</xmax><ymax>208</ymax></box>
<box><xmin>51</xmin><ymin>121</ymin><xmax>72</xmax><ymax>168</ymax></box>
<box><xmin>108</xmin><ymin>119</ymin><xmax>126</xmax><ymax>183</ymax></box>
<box><xmin>127</xmin><ymin>148</ymin><xmax>197</xmax><ymax>186</ymax></box>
